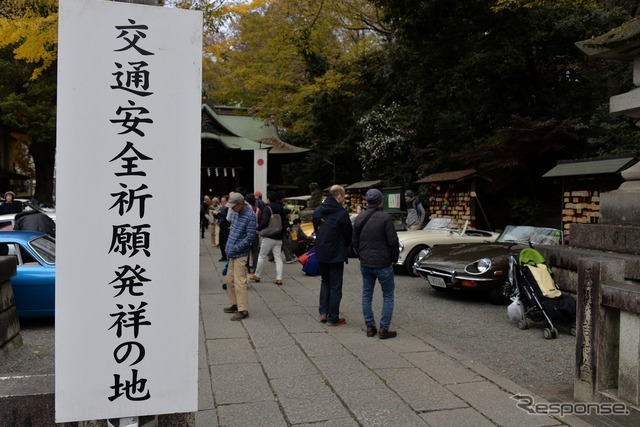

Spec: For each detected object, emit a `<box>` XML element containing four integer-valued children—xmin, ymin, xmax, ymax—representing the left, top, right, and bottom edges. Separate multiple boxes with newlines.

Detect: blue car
<box><xmin>0</xmin><ymin>231</ymin><xmax>56</xmax><ymax>318</ymax></box>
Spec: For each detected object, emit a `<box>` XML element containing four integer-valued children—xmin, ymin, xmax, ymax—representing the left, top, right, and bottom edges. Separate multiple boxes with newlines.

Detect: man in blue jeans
<box><xmin>313</xmin><ymin>185</ymin><xmax>352</xmax><ymax>326</ymax></box>
<box><xmin>352</xmin><ymin>189</ymin><xmax>400</xmax><ymax>339</ymax></box>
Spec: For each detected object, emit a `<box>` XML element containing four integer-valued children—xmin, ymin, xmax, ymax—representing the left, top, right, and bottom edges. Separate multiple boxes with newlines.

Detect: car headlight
<box><xmin>464</xmin><ymin>258</ymin><xmax>492</xmax><ymax>275</ymax></box>
<box><xmin>398</xmin><ymin>242</ymin><xmax>404</xmax><ymax>253</ymax></box>
<box><xmin>416</xmin><ymin>248</ymin><xmax>430</xmax><ymax>263</ymax></box>
<box><xmin>476</xmin><ymin>258</ymin><xmax>491</xmax><ymax>273</ymax></box>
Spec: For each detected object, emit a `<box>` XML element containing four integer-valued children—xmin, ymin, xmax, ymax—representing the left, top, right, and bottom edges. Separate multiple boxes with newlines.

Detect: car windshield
<box><xmin>29</xmin><ymin>235</ymin><xmax>55</xmax><ymax>264</ymax></box>
<box><xmin>423</xmin><ymin>218</ymin><xmax>464</xmax><ymax>230</ymax></box>
<box><xmin>496</xmin><ymin>225</ymin><xmax>563</xmax><ymax>245</ymax></box>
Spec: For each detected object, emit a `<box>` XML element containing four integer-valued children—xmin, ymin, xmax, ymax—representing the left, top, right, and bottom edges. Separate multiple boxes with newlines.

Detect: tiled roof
<box><xmin>543</xmin><ymin>157</ymin><xmax>637</xmax><ymax>178</ymax></box>
<box><xmin>415</xmin><ymin>169</ymin><xmax>486</xmax><ymax>183</ymax></box>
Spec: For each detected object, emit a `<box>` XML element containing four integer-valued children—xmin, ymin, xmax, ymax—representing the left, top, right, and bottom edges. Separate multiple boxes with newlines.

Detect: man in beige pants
<box><xmin>222</xmin><ymin>193</ymin><xmax>256</xmax><ymax>321</ymax></box>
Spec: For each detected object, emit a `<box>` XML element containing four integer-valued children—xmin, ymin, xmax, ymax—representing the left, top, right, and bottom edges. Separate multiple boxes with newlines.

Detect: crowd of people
<box><xmin>202</xmin><ymin>185</ymin><xmax>425</xmax><ymax>339</ymax></box>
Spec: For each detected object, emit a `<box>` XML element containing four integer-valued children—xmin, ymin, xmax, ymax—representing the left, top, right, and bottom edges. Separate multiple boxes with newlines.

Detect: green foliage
<box><xmin>507</xmin><ymin>196</ymin><xmax>544</xmax><ymax>225</ymax></box>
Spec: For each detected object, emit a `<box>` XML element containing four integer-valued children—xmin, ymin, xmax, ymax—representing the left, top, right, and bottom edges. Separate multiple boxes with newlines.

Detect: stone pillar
<box><xmin>576</xmin><ymin>21</ymin><xmax>640</xmax><ymax>226</ymax></box>
<box><xmin>574</xmin><ymin>258</ymin><xmax>625</xmax><ymax>402</ymax></box>
<box><xmin>0</xmin><ymin>257</ymin><xmax>20</xmax><ymax>360</ymax></box>
<box><xmin>619</xmin><ymin>311</ymin><xmax>640</xmax><ymax>405</ymax></box>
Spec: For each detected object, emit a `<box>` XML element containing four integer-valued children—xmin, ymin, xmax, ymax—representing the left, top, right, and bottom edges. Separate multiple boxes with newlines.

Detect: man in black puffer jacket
<box><xmin>352</xmin><ymin>189</ymin><xmax>400</xmax><ymax>339</ymax></box>
<box><xmin>312</xmin><ymin>185</ymin><xmax>352</xmax><ymax>326</ymax></box>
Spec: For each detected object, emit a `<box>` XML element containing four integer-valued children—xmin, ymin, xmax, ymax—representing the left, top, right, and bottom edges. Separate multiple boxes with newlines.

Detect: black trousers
<box><xmin>219</xmin><ymin>226</ymin><xmax>230</xmax><ymax>259</ymax></box>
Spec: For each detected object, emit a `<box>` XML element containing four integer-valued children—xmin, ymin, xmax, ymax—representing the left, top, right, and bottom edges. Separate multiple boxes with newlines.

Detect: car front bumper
<box><xmin>413</xmin><ymin>265</ymin><xmax>500</xmax><ymax>291</ymax></box>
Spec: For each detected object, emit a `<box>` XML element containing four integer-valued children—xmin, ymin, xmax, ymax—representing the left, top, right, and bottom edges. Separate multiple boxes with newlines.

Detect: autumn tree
<box><xmin>0</xmin><ymin>0</ymin><xmax>57</xmax><ymax>204</ymax></box>
<box><xmin>203</xmin><ymin>0</ymin><xmax>388</xmax><ymax>187</ymax></box>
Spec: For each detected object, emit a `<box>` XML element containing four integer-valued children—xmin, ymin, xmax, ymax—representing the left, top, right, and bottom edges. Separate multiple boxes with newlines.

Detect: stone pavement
<box><xmin>195</xmin><ymin>238</ymin><xmax>594</xmax><ymax>427</ymax></box>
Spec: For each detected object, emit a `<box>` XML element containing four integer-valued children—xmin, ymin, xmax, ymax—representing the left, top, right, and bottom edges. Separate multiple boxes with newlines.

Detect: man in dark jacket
<box><xmin>312</xmin><ymin>185</ymin><xmax>352</xmax><ymax>326</ymax></box>
<box><xmin>14</xmin><ymin>210</ymin><xmax>56</xmax><ymax>237</ymax></box>
<box><xmin>352</xmin><ymin>189</ymin><xmax>400</xmax><ymax>339</ymax></box>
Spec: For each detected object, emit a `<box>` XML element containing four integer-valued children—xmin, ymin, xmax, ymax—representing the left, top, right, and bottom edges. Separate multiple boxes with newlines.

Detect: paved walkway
<box><xmin>195</xmin><ymin>238</ymin><xmax>594</xmax><ymax>427</ymax></box>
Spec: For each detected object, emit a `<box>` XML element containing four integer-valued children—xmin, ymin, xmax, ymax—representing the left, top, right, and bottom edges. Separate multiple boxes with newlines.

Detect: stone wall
<box><xmin>0</xmin><ymin>256</ymin><xmax>19</xmax><ymax>361</ymax></box>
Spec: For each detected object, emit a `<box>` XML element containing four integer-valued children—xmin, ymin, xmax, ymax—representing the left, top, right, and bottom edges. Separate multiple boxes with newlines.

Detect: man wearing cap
<box><xmin>404</xmin><ymin>190</ymin><xmax>426</xmax><ymax>231</ymax></box>
<box><xmin>222</xmin><ymin>193</ymin><xmax>256</xmax><ymax>321</ymax></box>
<box><xmin>352</xmin><ymin>189</ymin><xmax>400</xmax><ymax>339</ymax></box>
<box><xmin>0</xmin><ymin>191</ymin><xmax>23</xmax><ymax>215</ymax></box>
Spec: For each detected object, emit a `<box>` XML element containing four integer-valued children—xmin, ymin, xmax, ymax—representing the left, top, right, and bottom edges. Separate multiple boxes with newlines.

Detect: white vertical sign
<box><xmin>55</xmin><ymin>0</ymin><xmax>202</xmax><ymax>422</ymax></box>
<box><xmin>254</xmin><ymin>149</ymin><xmax>268</xmax><ymax>197</ymax></box>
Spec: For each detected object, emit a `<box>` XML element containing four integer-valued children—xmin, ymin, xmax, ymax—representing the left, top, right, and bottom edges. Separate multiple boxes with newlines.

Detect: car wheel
<box><xmin>406</xmin><ymin>245</ymin><xmax>428</xmax><ymax>276</ymax></box>
<box><xmin>488</xmin><ymin>282</ymin><xmax>513</xmax><ymax>305</ymax></box>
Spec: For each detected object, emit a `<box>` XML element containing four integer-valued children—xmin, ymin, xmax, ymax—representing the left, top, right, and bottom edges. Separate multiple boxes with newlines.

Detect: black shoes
<box><xmin>366</xmin><ymin>326</ymin><xmax>378</xmax><ymax>337</ymax></box>
<box><xmin>230</xmin><ymin>310</ymin><xmax>249</xmax><ymax>321</ymax></box>
<box><xmin>223</xmin><ymin>304</ymin><xmax>237</xmax><ymax>313</ymax></box>
<box><xmin>378</xmin><ymin>328</ymin><xmax>397</xmax><ymax>339</ymax></box>
<box><xmin>219</xmin><ymin>257</ymin><xmax>228</xmax><ymax>262</ymax></box>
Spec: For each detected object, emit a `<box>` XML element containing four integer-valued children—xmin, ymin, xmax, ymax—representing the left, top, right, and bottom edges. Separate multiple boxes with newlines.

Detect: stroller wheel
<box><xmin>517</xmin><ymin>319</ymin><xmax>528</xmax><ymax>330</ymax></box>
<box><xmin>543</xmin><ymin>328</ymin><xmax>558</xmax><ymax>340</ymax></box>
<box><xmin>570</xmin><ymin>326</ymin><xmax>576</xmax><ymax>336</ymax></box>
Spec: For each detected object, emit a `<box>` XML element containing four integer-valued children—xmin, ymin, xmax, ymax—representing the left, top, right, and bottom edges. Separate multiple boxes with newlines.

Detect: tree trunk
<box><xmin>29</xmin><ymin>141</ymin><xmax>55</xmax><ymax>206</ymax></box>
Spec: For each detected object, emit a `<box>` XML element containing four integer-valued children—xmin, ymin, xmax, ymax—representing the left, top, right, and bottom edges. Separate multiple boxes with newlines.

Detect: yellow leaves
<box><xmin>0</xmin><ymin>4</ymin><xmax>58</xmax><ymax>81</ymax></box>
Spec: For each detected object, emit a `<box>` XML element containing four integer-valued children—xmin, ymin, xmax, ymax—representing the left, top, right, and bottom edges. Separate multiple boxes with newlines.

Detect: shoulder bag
<box><xmin>260</xmin><ymin>206</ymin><xmax>282</xmax><ymax>238</ymax></box>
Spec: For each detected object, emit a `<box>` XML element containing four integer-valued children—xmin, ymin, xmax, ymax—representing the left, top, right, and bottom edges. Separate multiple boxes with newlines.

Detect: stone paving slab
<box><xmin>209</xmin><ymin>362</ymin><xmax>274</xmax><ymax>405</ymax></box>
<box><xmin>447</xmin><ymin>381</ymin><xmax>563</xmax><ymax>427</ymax></box>
<box><xmin>255</xmin><ymin>345</ymin><xmax>318</xmax><ymax>379</ymax></box>
<box><xmin>375</xmin><ymin>367</ymin><xmax>468</xmax><ymax>412</ymax></box>
<box><xmin>292</xmin><ymin>332</ymin><xmax>352</xmax><ymax>358</ymax></box>
<box><xmin>217</xmin><ymin>401</ymin><xmax>286</xmax><ymax>427</ymax></box>
<box><xmin>198</xmin><ymin>367</ymin><xmax>215</xmax><ymax>411</ymax></box>
<box><xmin>313</xmin><ymin>355</ymin><xmax>386</xmax><ymax>391</ymax></box>
<box><xmin>295</xmin><ymin>418</ymin><xmax>359</xmax><ymax>427</ymax></box>
<box><xmin>339</xmin><ymin>387</ymin><xmax>429</xmax><ymax>426</ymax></box>
<box><xmin>272</xmin><ymin>375</ymin><xmax>351</xmax><ymax>424</ymax></box>
<box><xmin>344</xmin><ymin>342</ymin><xmax>414</xmax><ymax>369</ymax></box>
<box><xmin>379</xmin><ymin>331</ymin><xmax>435</xmax><ymax>353</ymax></box>
<box><xmin>243</xmin><ymin>322</ymin><xmax>297</xmax><ymax>348</ymax></box>
<box><xmin>419</xmin><ymin>407</ymin><xmax>496</xmax><ymax>427</ymax></box>
<box><xmin>278</xmin><ymin>313</ymin><xmax>327</xmax><ymax>334</ymax></box>
<box><xmin>195</xmin><ymin>408</ymin><xmax>219</xmax><ymax>427</ymax></box>
<box><xmin>206</xmin><ymin>338</ymin><xmax>258</xmax><ymax>365</ymax></box>
<box><xmin>269</xmin><ymin>304</ymin><xmax>310</xmax><ymax>316</ymax></box>
<box><xmin>403</xmin><ymin>350</ymin><xmax>484</xmax><ymax>385</ymax></box>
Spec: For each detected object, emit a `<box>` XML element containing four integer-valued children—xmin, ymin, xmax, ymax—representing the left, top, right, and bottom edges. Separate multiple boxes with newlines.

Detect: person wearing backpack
<box><xmin>249</xmin><ymin>191</ymin><xmax>287</xmax><ymax>285</ymax></box>
<box><xmin>353</xmin><ymin>189</ymin><xmax>400</xmax><ymax>339</ymax></box>
<box><xmin>405</xmin><ymin>190</ymin><xmax>426</xmax><ymax>231</ymax></box>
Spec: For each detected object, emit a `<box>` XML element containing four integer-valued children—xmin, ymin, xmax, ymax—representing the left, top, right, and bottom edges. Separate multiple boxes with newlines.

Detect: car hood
<box><xmin>398</xmin><ymin>229</ymin><xmax>463</xmax><ymax>243</ymax></box>
<box><xmin>418</xmin><ymin>242</ymin><xmax>514</xmax><ymax>267</ymax></box>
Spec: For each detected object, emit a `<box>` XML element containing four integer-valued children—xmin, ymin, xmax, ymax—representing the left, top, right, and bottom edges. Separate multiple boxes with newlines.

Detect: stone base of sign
<box><xmin>0</xmin><ymin>256</ymin><xmax>20</xmax><ymax>362</ymax></box>
<box><xmin>0</xmin><ymin>374</ymin><xmax>195</xmax><ymax>427</ymax></box>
